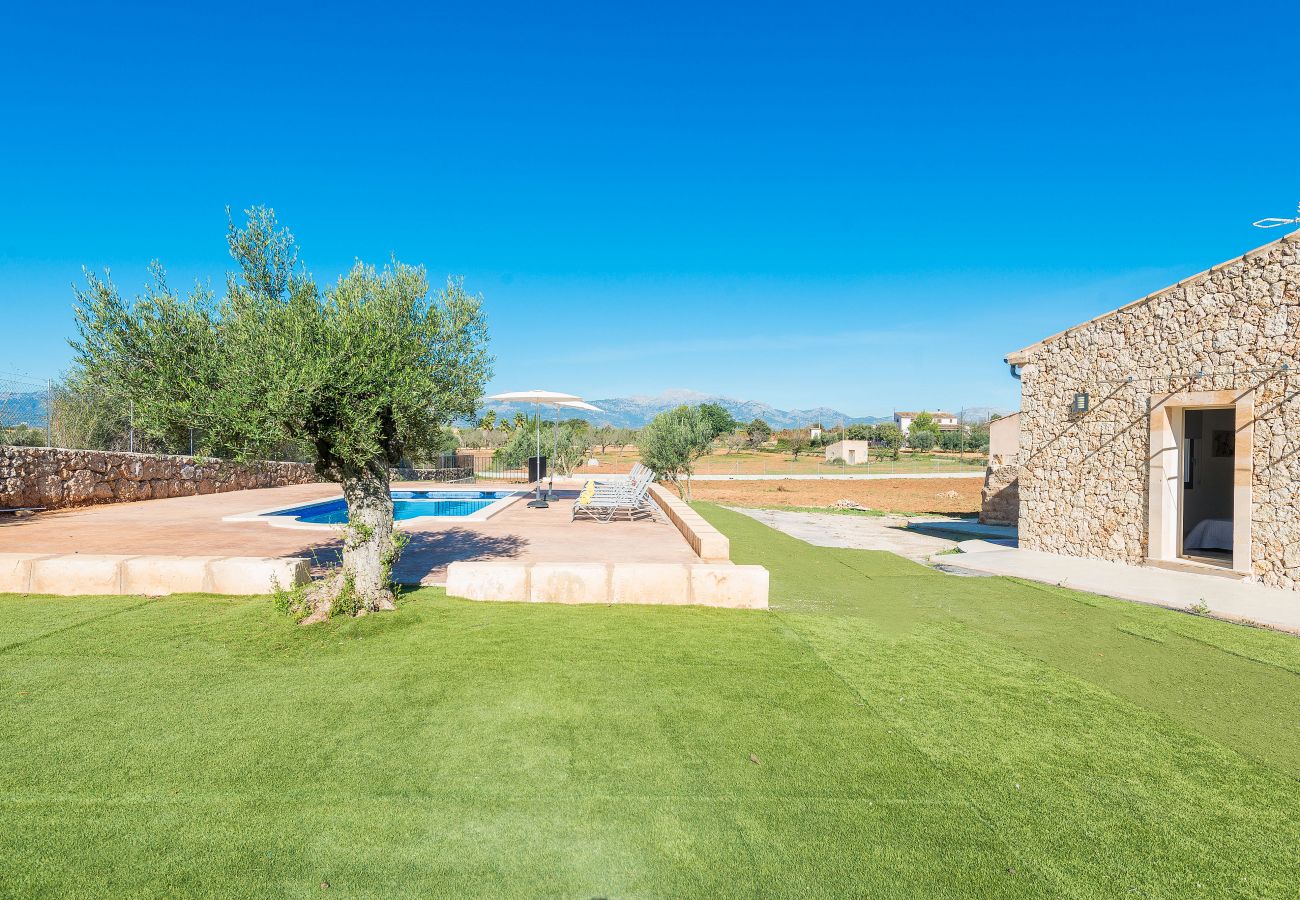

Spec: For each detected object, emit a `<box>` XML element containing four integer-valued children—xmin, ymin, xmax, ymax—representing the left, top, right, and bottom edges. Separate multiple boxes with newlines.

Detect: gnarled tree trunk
<box><xmin>301</xmin><ymin>459</ymin><xmax>398</xmax><ymax>623</ymax></box>
<box><xmin>341</xmin><ymin>463</ymin><xmax>397</xmax><ymax>611</ymax></box>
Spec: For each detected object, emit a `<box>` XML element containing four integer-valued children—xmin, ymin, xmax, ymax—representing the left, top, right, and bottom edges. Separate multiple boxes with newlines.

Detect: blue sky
<box><xmin>2</xmin><ymin>1</ymin><xmax>1297</xmax><ymax>416</ymax></box>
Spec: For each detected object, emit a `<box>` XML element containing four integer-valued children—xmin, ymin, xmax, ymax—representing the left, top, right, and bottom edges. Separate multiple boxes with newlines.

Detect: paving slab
<box><xmin>942</xmin><ymin>547</ymin><xmax>1300</xmax><ymax>633</ymax></box>
<box><xmin>0</xmin><ymin>481</ymin><xmax>699</xmax><ymax>587</ymax></box>
<box><xmin>730</xmin><ymin>507</ymin><xmax>969</xmax><ymax>562</ymax></box>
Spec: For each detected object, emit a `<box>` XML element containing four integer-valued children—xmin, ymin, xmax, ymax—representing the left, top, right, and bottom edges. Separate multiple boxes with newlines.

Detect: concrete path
<box><xmin>944</xmin><ymin>545</ymin><xmax>1300</xmax><ymax>634</ymax></box>
<box><xmin>730</xmin><ymin>508</ymin><xmax>1000</xmax><ymax>563</ymax></box>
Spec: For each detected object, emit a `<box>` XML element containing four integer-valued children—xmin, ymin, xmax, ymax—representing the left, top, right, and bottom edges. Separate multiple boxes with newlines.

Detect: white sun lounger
<box><xmin>573</xmin><ymin>468</ymin><xmax>656</xmax><ymax>522</ymax></box>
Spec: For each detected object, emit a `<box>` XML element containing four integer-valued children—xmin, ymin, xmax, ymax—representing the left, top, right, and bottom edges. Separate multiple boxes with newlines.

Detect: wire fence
<box><xmin>0</xmin><ymin>373</ymin><xmax>53</xmax><ymax>448</ymax></box>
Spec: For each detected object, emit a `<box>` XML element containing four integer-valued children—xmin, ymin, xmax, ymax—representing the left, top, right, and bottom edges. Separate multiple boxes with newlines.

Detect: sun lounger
<box><xmin>572</xmin><ymin>468</ymin><xmax>656</xmax><ymax>522</ymax></box>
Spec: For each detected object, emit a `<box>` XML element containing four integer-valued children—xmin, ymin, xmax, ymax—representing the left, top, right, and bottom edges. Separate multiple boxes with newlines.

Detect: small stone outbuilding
<box><xmin>979</xmin><ymin>413</ymin><xmax>1021</xmax><ymax>526</ymax></box>
<box><xmin>1004</xmin><ymin>229</ymin><xmax>1300</xmax><ymax>589</ymax></box>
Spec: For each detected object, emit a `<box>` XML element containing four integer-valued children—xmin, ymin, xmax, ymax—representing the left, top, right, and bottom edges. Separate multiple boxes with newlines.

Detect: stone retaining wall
<box><xmin>647</xmin><ymin>483</ymin><xmax>730</xmax><ymax>561</ymax></box>
<box><xmin>0</xmin><ymin>552</ymin><xmax>309</xmax><ymax>596</ymax></box>
<box><xmin>445</xmin><ymin>561</ymin><xmax>768</xmax><ymax>609</ymax></box>
<box><xmin>0</xmin><ymin>446</ymin><xmax>318</xmax><ymax>510</ymax></box>
<box><xmin>979</xmin><ymin>464</ymin><xmax>1020</xmax><ymax>527</ymax></box>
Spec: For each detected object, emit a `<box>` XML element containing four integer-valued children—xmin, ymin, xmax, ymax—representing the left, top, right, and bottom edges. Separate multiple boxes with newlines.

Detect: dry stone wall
<box><xmin>979</xmin><ymin>464</ymin><xmax>1020</xmax><ymax>526</ymax></box>
<box><xmin>0</xmin><ymin>446</ymin><xmax>317</xmax><ymax>510</ymax></box>
<box><xmin>1012</xmin><ymin>230</ymin><xmax>1300</xmax><ymax>588</ymax></box>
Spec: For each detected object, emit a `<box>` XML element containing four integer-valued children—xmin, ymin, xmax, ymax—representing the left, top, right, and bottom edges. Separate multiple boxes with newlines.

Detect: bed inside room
<box><xmin>1181</xmin><ymin>408</ymin><xmax>1235</xmax><ymax>567</ymax></box>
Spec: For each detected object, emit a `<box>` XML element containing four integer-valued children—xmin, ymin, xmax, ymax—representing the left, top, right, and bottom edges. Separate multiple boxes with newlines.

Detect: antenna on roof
<box><xmin>1253</xmin><ymin>201</ymin><xmax>1300</xmax><ymax>228</ymax></box>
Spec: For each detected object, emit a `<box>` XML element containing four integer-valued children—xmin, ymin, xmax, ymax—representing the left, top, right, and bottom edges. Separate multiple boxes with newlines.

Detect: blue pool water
<box><xmin>268</xmin><ymin>490</ymin><xmax>514</xmax><ymax>525</ymax></box>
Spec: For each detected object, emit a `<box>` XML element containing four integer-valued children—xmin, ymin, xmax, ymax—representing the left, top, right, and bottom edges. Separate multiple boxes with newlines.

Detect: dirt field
<box><xmin>687</xmin><ymin>477</ymin><xmax>982</xmax><ymax>516</ymax></box>
<box><xmin>585</xmin><ymin>448</ymin><xmax>985</xmax><ymax>477</ymax></box>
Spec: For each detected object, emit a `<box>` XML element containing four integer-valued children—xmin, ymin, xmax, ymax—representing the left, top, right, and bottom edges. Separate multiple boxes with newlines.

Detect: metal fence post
<box><xmin>46</xmin><ymin>379</ymin><xmax>53</xmax><ymax>447</ymax></box>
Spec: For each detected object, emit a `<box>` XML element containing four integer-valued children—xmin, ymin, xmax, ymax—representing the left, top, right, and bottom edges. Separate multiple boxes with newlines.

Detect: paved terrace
<box><xmin>0</xmin><ymin>481</ymin><xmax>700</xmax><ymax>586</ymax></box>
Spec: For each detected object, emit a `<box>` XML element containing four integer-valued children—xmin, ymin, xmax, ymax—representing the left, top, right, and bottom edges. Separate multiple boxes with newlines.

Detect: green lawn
<box><xmin>1</xmin><ymin>506</ymin><xmax>1298</xmax><ymax>897</ymax></box>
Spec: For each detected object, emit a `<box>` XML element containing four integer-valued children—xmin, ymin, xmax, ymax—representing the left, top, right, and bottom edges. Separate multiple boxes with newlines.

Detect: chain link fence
<box><xmin>0</xmin><ymin>373</ymin><xmax>302</xmax><ymax>461</ymax></box>
<box><xmin>0</xmin><ymin>373</ymin><xmax>53</xmax><ymax>447</ymax></box>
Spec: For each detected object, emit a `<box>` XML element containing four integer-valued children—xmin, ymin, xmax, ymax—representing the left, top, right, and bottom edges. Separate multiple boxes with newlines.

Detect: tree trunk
<box><xmin>341</xmin><ymin>464</ymin><xmax>397</xmax><ymax>611</ymax></box>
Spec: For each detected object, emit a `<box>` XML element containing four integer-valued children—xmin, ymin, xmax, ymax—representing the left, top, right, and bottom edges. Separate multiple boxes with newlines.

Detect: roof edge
<box><xmin>1004</xmin><ymin>227</ymin><xmax>1300</xmax><ymax>363</ymax></box>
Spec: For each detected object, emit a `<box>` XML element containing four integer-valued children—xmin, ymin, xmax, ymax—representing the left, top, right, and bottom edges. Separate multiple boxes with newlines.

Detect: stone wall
<box><xmin>0</xmin><ymin>446</ymin><xmax>317</xmax><ymax>510</ymax></box>
<box><xmin>979</xmin><ymin>464</ymin><xmax>1020</xmax><ymax>527</ymax></box>
<box><xmin>1009</xmin><ymin>230</ymin><xmax>1300</xmax><ymax>588</ymax></box>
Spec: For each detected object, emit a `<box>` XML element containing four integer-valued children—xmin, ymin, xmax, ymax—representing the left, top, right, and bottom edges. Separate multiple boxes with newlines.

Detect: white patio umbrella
<box><xmin>544</xmin><ymin>400</ymin><xmax>604</xmax><ymax>498</ymax></box>
<box><xmin>484</xmin><ymin>390</ymin><xmax>582</xmax><ymax>507</ymax></box>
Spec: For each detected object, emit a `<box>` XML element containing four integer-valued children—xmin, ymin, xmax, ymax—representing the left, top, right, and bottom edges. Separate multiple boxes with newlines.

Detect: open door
<box><xmin>1179</xmin><ymin>408</ymin><xmax>1235</xmax><ymax>568</ymax></box>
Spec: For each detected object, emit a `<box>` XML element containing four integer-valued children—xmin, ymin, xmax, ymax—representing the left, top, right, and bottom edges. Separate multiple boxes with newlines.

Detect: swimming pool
<box><xmin>225</xmin><ymin>489</ymin><xmax>522</xmax><ymax>528</ymax></box>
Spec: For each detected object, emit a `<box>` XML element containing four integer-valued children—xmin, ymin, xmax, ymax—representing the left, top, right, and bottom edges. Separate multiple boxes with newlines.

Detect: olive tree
<box><xmin>872</xmin><ymin>423</ymin><xmax>905</xmax><ymax>460</ymax></box>
<box><xmin>637</xmin><ymin>405</ymin><xmax>714</xmax><ymax>499</ymax></box>
<box><xmin>70</xmin><ymin>207</ymin><xmax>491</xmax><ymax>619</ymax></box>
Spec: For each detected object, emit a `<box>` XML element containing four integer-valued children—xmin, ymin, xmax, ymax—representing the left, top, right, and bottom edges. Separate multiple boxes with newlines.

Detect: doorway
<box><xmin>1146</xmin><ymin>389</ymin><xmax>1253</xmax><ymax>578</ymax></box>
<box><xmin>1180</xmin><ymin>408</ymin><xmax>1235</xmax><ymax>568</ymax></box>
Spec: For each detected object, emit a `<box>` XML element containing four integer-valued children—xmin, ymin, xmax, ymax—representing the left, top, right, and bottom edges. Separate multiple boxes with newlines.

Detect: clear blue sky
<box><xmin>2</xmin><ymin>1</ymin><xmax>1297</xmax><ymax>416</ymax></box>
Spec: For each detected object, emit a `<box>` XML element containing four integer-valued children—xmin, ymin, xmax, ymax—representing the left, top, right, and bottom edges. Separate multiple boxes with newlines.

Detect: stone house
<box><xmin>1004</xmin><ymin>229</ymin><xmax>1300</xmax><ymax>588</ymax></box>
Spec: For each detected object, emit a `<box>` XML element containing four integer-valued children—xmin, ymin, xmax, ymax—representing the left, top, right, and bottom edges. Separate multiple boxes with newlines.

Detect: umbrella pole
<box><xmin>528</xmin><ymin>402</ymin><xmax>548</xmax><ymax>508</ymax></box>
<box><xmin>547</xmin><ymin>404</ymin><xmax>558</xmax><ymax>500</ymax></box>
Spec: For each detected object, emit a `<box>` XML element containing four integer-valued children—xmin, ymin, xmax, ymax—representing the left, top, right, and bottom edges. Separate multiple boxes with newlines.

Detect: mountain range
<box><xmin>475</xmin><ymin>390</ymin><xmax>892</xmax><ymax>430</ymax></box>
<box><xmin>3</xmin><ymin>388</ymin><xmax>1009</xmax><ymax>433</ymax></box>
<box><xmin>0</xmin><ymin>392</ymin><xmax>47</xmax><ymax>427</ymax></box>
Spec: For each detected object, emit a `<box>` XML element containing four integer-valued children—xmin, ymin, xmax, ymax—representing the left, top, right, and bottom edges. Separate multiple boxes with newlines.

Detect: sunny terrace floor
<box><xmin>0</xmin><ymin>481</ymin><xmax>700</xmax><ymax>585</ymax></box>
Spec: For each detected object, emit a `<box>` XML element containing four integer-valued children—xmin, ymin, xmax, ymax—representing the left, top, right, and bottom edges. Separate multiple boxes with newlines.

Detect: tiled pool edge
<box><xmin>0</xmin><ymin>553</ymin><xmax>309</xmax><ymax>596</ymax></box>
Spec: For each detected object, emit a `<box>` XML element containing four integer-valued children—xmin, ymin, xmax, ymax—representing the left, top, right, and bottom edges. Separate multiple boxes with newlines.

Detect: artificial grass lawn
<box><xmin>1</xmin><ymin>507</ymin><xmax>1297</xmax><ymax>897</ymax></box>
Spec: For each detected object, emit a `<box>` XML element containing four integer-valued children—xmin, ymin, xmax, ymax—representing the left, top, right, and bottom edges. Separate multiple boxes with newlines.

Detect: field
<box><xmin>687</xmin><ymin>476</ymin><xmax>981</xmax><ymax>515</ymax></box>
<box><xmin>1</xmin><ymin>506</ymin><xmax>1297</xmax><ymax>896</ymax></box>
<box><xmin>583</xmin><ymin>447</ymin><xmax>987</xmax><ymax>477</ymax></box>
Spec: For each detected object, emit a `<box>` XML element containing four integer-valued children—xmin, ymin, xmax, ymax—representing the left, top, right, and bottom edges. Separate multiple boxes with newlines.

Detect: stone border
<box><xmin>445</xmin><ymin>561</ymin><xmax>768</xmax><ymax>609</ymax></box>
<box><xmin>647</xmin><ymin>484</ymin><xmax>730</xmax><ymax>561</ymax></box>
<box><xmin>0</xmin><ymin>553</ymin><xmax>309</xmax><ymax>596</ymax></box>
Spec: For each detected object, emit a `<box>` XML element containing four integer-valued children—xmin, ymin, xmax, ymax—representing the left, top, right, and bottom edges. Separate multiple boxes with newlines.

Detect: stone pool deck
<box><xmin>0</xmin><ymin>481</ymin><xmax>701</xmax><ymax>587</ymax></box>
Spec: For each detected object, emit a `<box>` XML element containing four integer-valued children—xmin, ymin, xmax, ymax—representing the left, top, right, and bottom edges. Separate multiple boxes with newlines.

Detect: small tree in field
<box><xmin>70</xmin><ymin>207</ymin><xmax>492</xmax><ymax>620</ymax></box>
<box><xmin>908</xmin><ymin>411</ymin><xmax>941</xmax><ymax>446</ymax></box>
<box><xmin>745</xmin><ymin>418</ymin><xmax>772</xmax><ymax>449</ymax></box>
<box><xmin>782</xmin><ymin>433</ymin><xmax>810</xmax><ymax>459</ymax></box>
<box><xmin>697</xmin><ymin>402</ymin><xmax>738</xmax><ymax>440</ymax></box>
<box><xmin>909</xmin><ymin>429</ymin><xmax>937</xmax><ymax>452</ymax></box>
<box><xmin>873</xmin><ymin>423</ymin><xmax>904</xmax><ymax>460</ymax></box>
<box><xmin>637</xmin><ymin>405</ymin><xmax>713</xmax><ymax>499</ymax></box>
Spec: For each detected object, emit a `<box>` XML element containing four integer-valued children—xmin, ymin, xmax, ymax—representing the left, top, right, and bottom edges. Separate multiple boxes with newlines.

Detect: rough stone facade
<box><xmin>979</xmin><ymin>464</ymin><xmax>1020</xmax><ymax>526</ymax></box>
<box><xmin>1008</xmin><ymin>230</ymin><xmax>1300</xmax><ymax>589</ymax></box>
<box><xmin>0</xmin><ymin>446</ymin><xmax>317</xmax><ymax>510</ymax></box>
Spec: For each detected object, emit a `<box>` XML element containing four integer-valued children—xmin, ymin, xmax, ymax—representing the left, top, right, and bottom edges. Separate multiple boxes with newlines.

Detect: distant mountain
<box><xmin>2</xmin><ymin>386</ymin><xmax>1008</xmax><ymax>435</ymax></box>
<box><xmin>0</xmin><ymin>391</ymin><xmax>47</xmax><ymax>427</ymax></box>
<box><xmin>474</xmin><ymin>390</ymin><xmax>891</xmax><ymax>430</ymax></box>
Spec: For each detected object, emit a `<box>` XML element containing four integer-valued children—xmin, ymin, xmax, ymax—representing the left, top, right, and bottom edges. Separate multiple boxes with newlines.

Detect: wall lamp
<box><xmin>1072</xmin><ymin>392</ymin><xmax>1090</xmax><ymax>414</ymax></box>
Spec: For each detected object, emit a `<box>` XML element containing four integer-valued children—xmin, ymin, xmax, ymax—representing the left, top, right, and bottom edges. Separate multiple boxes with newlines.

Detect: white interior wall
<box><xmin>1182</xmin><ymin>408</ymin><xmax>1235</xmax><ymax>536</ymax></box>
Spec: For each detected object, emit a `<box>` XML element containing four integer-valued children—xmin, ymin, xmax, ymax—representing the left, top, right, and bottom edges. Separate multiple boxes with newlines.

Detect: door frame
<box><xmin>1147</xmin><ymin>389</ymin><xmax>1254</xmax><ymax>576</ymax></box>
